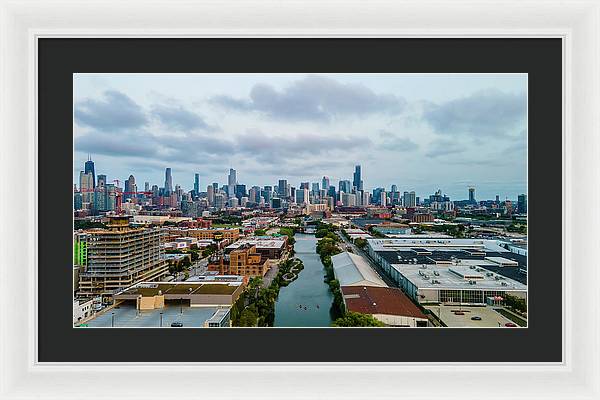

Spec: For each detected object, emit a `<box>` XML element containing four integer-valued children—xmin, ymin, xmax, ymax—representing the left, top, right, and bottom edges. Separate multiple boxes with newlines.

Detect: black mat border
<box><xmin>38</xmin><ymin>38</ymin><xmax>562</xmax><ymax>362</ymax></box>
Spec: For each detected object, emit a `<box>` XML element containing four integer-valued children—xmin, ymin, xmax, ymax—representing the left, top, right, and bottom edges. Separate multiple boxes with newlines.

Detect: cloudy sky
<box><xmin>74</xmin><ymin>73</ymin><xmax>527</xmax><ymax>200</ymax></box>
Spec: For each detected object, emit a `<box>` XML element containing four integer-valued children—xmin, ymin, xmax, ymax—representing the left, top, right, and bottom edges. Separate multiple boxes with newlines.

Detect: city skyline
<box><xmin>74</xmin><ymin>73</ymin><xmax>527</xmax><ymax>199</ymax></box>
<box><xmin>75</xmin><ymin>159</ymin><xmax>523</xmax><ymax>202</ymax></box>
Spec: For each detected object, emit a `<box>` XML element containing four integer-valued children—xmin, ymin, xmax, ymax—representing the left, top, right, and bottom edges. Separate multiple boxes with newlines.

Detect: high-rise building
<box><xmin>212</xmin><ymin>182</ymin><xmax>219</xmax><ymax>192</ymax></box>
<box><xmin>194</xmin><ymin>173</ymin><xmax>200</xmax><ymax>195</ymax></box>
<box><xmin>342</xmin><ymin>192</ymin><xmax>357</xmax><ymax>207</ymax></box>
<box><xmin>380</xmin><ymin>191</ymin><xmax>387</xmax><ymax>207</ymax></box>
<box><xmin>164</xmin><ymin>168</ymin><xmax>173</xmax><ymax>195</ymax></box>
<box><xmin>235</xmin><ymin>184</ymin><xmax>247</xmax><ymax>200</ymax></box>
<box><xmin>144</xmin><ymin>181</ymin><xmax>149</xmax><ymax>192</ymax></box>
<box><xmin>403</xmin><ymin>191</ymin><xmax>416</xmax><ymax>207</ymax></box>
<box><xmin>228</xmin><ymin>168</ymin><xmax>237</xmax><ymax>197</ymax></box>
<box><xmin>322</xmin><ymin>177</ymin><xmax>330</xmax><ymax>193</ymax></box>
<box><xmin>84</xmin><ymin>155</ymin><xmax>96</xmax><ymax>189</ymax></box>
<box><xmin>518</xmin><ymin>194</ymin><xmax>527</xmax><ymax>213</ymax></box>
<box><xmin>77</xmin><ymin>216</ymin><xmax>169</xmax><ymax>297</ymax></box>
<box><xmin>124</xmin><ymin>175</ymin><xmax>136</xmax><ymax>201</ymax></box>
<box><xmin>362</xmin><ymin>191</ymin><xmax>370</xmax><ymax>207</ymax></box>
<box><xmin>207</xmin><ymin>185</ymin><xmax>215</xmax><ymax>205</ymax></box>
<box><xmin>468</xmin><ymin>187</ymin><xmax>476</xmax><ymax>203</ymax></box>
<box><xmin>339</xmin><ymin>180</ymin><xmax>352</xmax><ymax>194</ymax></box>
<box><xmin>311</xmin><ymin>182</ymin><xmax>320</xmax><ymax>194</ymax></box>
<box><xmin>391</xmin><ymin>184</ymin><xmax>398</xmax><ymax>193</ymax></box>
<box><xmin>296</xmin><ymin>188</ymin><xmax>310</xmax><ymax>205</ymax></box>
<box><xmin>79</xmin><ymin>171</ymin><xmax>94</xmax><ymax>203</ymax></box>
<box><xmin>278</xmin><ymin>179</ymin><xmax>288</xmax><ymax>198</ymax></box>
<box><xmin>353</xmin><ymin>165</ymin><xmax>363</xmax><ymax>191</ymax></box>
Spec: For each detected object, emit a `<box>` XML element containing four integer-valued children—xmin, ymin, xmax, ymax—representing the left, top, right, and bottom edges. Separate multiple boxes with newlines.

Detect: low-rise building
<box><xmin>331</xmin><ymin>252</ymin><xmax>387</xmax><ymax>288</ymax></box>
<box><xmin>341</xmin><ymin>286</ymin><xmax>429</xmax><ymax>327</ymax></box>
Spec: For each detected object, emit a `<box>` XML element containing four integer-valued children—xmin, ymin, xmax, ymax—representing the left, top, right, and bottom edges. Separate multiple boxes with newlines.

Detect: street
<box><xmin>175</xmin><ymin>257</ymin><xmax>209</xmax><ymax>281</ymax></box>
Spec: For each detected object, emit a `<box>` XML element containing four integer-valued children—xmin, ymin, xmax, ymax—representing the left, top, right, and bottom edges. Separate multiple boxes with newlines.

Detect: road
<box><xmin>175</xmin><ymin>257</ymin><xmax>209</xmax><ymax>281</ymax></box>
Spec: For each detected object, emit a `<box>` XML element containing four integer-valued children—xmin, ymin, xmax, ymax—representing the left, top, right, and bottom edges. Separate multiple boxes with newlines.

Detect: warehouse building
<box><xmin>331</xmin><ymin>252</ymin><xmax>387</xmax><ymax>288</ymax></box>
<box><xmin>366</xmin><ymin>238</ymin><xmax>527</xmax><ymax>305</ymax></box>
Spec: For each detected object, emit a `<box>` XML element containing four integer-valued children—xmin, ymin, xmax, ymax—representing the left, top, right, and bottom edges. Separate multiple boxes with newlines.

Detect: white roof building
<box><xmin>331</xmin><ymin>252</ymin><xmax>388</xmax><ymax>288</ymax></box>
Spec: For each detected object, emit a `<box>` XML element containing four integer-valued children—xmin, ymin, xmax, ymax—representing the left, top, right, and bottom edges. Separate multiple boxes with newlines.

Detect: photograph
<box><xmin>72</xmin><ymin>72</ymin><xmax>528</xmax><ymax>329</ymax></box>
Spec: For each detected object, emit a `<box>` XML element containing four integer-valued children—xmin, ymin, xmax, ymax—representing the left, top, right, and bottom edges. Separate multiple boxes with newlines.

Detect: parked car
<box><xmin>454</xmin><ymin>311</ymin><xmax>465</xmax><ymax>315</ymax></box>
<box><xmin>505</xmin><ymin>322</ymin><xmax>517</xmax><ymax>327</ymax></box>
<box><xmin>171</xmin><ymin>322</ymin><xmax>184</xmax><ymax>327</ymax></box>
<box><xmin>470</xmin><ymin>316</ymin><xmax>482</xmax><ymax>321</ymax></box>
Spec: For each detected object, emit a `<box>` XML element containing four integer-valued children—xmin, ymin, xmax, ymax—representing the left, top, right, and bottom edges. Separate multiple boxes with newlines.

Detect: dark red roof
<box><xmin>341</xmin><ymin>286</ymin><xmax>427</xmax><ymax>319</ymax></box>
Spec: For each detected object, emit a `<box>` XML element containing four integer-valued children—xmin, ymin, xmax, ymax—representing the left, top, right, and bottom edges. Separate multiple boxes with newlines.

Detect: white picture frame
<box><xmin>1</xmin><ymin>0</ymin><xmax>598</xmax><ymax>398</ymax></box>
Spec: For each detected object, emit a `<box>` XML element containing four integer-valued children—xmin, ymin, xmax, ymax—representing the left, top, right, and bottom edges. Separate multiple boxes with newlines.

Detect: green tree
<box><xmin>332</xmin><ymin>312</ymin><xmax>386</xmax><ymax>327</ymax></box>
<box><xmin>354</xmin><ymin>238</ymin><xmax>367</xmax><ymax>249</ymax></box>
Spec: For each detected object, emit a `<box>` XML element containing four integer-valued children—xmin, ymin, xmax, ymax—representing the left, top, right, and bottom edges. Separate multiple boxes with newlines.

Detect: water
<box><xmin>273</xmin><ymin>233</ymin><xmax>334</xmax><ymax>327</ymax></box>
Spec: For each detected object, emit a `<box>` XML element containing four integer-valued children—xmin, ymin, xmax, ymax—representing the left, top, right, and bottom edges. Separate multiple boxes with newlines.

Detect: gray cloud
<box><xmin>423</xmin><ymin>89</ymin><xmax>526</xmax><ymax>137</ymax></box>
<box><xmin>425</xmin><ymin>139</ymin><xmax>465</xmax><ymax>158</ymax></box>
<box><xmin>210</xmin><ymin>75</ymin><xmax>406</xmax><ymax>122</ymax></box>
<box><xmin>75</xmin><ymin>90</ymin><xmax>148</xmax><ymax>131</ymax></box>
<box><xmin>378</xmin><ymin>130</ymin><xmax>419</xmax><ymax>152</ymax></box>
<box><xmin>151</xmin><ymin>104</ymin><xmax>217</xmax><ymax>132</ymax></box>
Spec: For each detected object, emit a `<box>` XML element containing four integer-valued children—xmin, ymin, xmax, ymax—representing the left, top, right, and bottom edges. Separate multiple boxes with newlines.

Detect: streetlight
<box><xmin>111</xmin><ymin>312</ymin><xmax>115</xmax><ymax>327</ymax></box>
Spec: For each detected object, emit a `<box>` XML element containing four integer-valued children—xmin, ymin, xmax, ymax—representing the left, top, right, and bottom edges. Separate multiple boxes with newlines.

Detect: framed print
<box><xmin>1</xmin><ymin>1</ymin><xmax>599</xmax><ymax>399</ymax></box>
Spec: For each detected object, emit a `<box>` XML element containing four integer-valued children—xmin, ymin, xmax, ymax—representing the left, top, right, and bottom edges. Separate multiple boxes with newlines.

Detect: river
<box><xmin>273</xmin><ymin>233</ymin><xmax>334</xmax><ymax>327</ymax></box>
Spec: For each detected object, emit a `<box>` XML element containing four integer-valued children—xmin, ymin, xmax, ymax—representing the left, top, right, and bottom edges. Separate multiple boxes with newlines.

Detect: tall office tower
<box><xmin>248</xmin><ymin>188</ymin><xmax>257</xmax><ymax>204</ymax></box>
<box><xmin>151</xmin><ymin>185</ymin><xmax>159</xmax><ymax>197</ymax></box>
<box><xmin>362</xmin><ymin>191</ymin><xmax>370</xmax><ymax>207</ymax></box>
<box><xmin>207</xmin><ymin>185</ymin><xmax>215</xmax><ymax>205</ymax></box>
<box><xmin>278</xmin><ymin>179</ymin><xmax>288</xmax><ymax>197</ymax></box>
<box><xmin>214</xmin><ymin>193</ymin><xmax>226</xmax><ymax>209</ymax></box>
<box><xmin>380</xmin><ymin>191</ymin><xmax>387</xmax><ymax>207</ymax></box>
<box><xmin>322</xmin><ymin>176</ymin><xmax>330</xmax><ymax>193</ymax></box>
<box><xmin>391</xmin><ymin>184</ymin><xmax>398</xmax><ymax>193</ymax></box>
<box><xmin>228</xmin><ymin>168</ymin><xmax>237</xmax><ymax>197</ymax></box>
<box><xmin>327</xmin><ymin>185</ymin><xmax>336</xmax><ymax>200</ymax></box>
<box><xmin>106</xmin><ymin>184</ymin><xmax>117</xmax><ymax>211</ymax></box>
<box><xmin>495</xmin><ymin>194</ymin><xmax>500</xmax><ymax>204</ymax></box>
<box><xmin>342</xmin><ymin>192</ymin><xmax>356</xmax><ymax>207</ymax></box>
<box><xmin>144</xmin><ymin>182</ymin><xmax>149</xmax><ymax>192</ymax></box>
<box><xmin>468</xmin><ymin>187</ymin><xmax>476</xmax><ymax>203</ymax></box>
<box><xmin>234</xmin><ymin>184</ymin><xmax>247</xmax><ymax>200</ymax></box>
<box><xmin>194</xmin><ymin>173</ymin><xmax>200</xmax><ymax>195</ymax></box>
<box><xmin>77</xmin><ymin>216</ymin><xmax>169</xmax><ymax>297</ymax></box>
<box><xmin>251</xmin><ymin>186</ymin><xmax>261</xmax><ymax>202</ymax></box>
<box><xmin>311</xmin><ymin>182</ymin><xmax>320</xmax><ymax>194</ymax></box>
<box><xmin>124</xmin><ymin>175</ymin><xmax>136</xmax><ymax>201</ymax></box>
<box><xmin>212</xmin><ymin>182</ymin><xmax>219</xmax><ymax>192</ymax></box>
<box><xmin>296</xmin><ymin>188</ymin><xmax>310</xmax><ymax>205</ymax></box>
<box><xmin>339</xmin><ymin>180</ymin><xmax>352</xmax><ymax>194</ymax></box>
<box><xmin>79</xmin><ymin>171</ymin><xmax>94</xmax><ymax>203</ymax></box>
<box><xmin>517</xmin><ymin>194</ymin><xmax>527</xmax><ymax>213</ymax></box>
<box><xmin>73</xmin><ymin>192</ymin><xmax>83</xmax><ymax>210</ymax></box>
<box><xmin>353</xmin><ymin>165</ymin><xmax>363</xmax><ymax>191</ymax></box>
<box><xmin>300</xmin><ymin>182</ymin><xmax>309</xmax><ymax>190</ymax></box>
<box><xmin>403</xmin><ymin>191</ymin><xmax>416</xmax><ymax>207</ymax></box>
<box><xmin>84</xmin><ymin>155</ymin><xmax>96</xmax><ymax>188</ymax></box>
<box><xmin>94</xmin><ymin>175</ymin><xmax>108</xmax><ymax>211</ymax></box>
<box><xmin>262</xmin><ymin>186</ymin><xmax>273</xmax><ymax>204</ymax></box>
<box><xmin>164</xmin><ymin>168</ymin><xmax>173</xmax><ymax>195</ymax></box>
<box><xmin>290</xmin><ymin>187</ymin><xmax>296</xmax><ymax>203</ymax></box>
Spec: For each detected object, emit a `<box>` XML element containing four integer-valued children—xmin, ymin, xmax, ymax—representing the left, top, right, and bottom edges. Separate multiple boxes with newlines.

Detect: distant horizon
<box><xmin>74</xmin><ymin>73</ymin><xmax>527</xmax><ymax>200</ymax></box>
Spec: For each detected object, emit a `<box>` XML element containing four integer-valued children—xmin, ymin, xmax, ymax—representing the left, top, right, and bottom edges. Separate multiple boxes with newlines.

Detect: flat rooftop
<box><xmin>83</xmin><ymin>303</ymin><xmax>227</xmax><ymax>328</ymax></box>
<box><xmin>115</xmin><ymin>282</ymin><xmax>241</xmax><ymax>297</ymax></box>
<box><xmin>391</xmin><ymin>263</ymin><xmax>527</xmax><ymax>291</ymax></box>
<box><xmin>367</xmin><ymin>238</ymin><xmax>511</xmax><ymax>253</ymax></box>
<box><xmin>423</xmin><ymin>304</ymin><xmax>522</xmax><ymax>327</ymax></box>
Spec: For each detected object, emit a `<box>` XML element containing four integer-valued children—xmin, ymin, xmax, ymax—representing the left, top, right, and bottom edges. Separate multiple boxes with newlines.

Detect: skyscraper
<box><xmin>322</xmin><ymin>176</ymin><xmax>330</xmax><ymax>193</ymax></box>
<box><xmin>124</xmin><ymin>175</ymin><xmax>136</xmax><ymax>201</ymax></box>
<box><xmin>79</xmin><ymin>170</ymin><xmax>94</xmax><ymax>203</ymax></box>
<box><xmin>518</xmin><ymin>194</ymin><xmax>527</xmax><ymax>213</ymax></box>
<box><xmin>207</xmin><ymin>185</ymin><xmax>215</xmax><ymax>205</ymax></box>
<box><xmin>468</xmin><ymin>187</ymin><xmax>476</xmax><ymax>203</ymax></box>
<box><xmin>84</xmin><ymin>155</ymin><xmax>96</xmax><ymax>189</ymax></box>
<box><xmin>228</xmin><ymin>168</ymin><xmax>237</xmax><ymax>197</ymax></box>
<box><xmin>194</xmin><ymin>173</ymin><xmax>200</xmax><ymax>195</ymax></box>
<box><xmin>403</xmin><ymin>191</ymin><xmax>416</xmax><ymax>207</ymax></box>
<box><xmin>164</xmin><ymin>168</ymin><xmax>173</xmax><ymax>195</ymax></box>
<box><xmin>278</xmin><ymin>179</ymin><xmax>288</xmax><ymax>197</ymax></box>
<box><xmin>353</xmin><ymin>165</ymin><xmax>363</xmax><ymax>191</ymax></box>
<box><xmin>339</xmin><ymin>180</ymin><xmax>352</xmax><ymax>194</ymax></box>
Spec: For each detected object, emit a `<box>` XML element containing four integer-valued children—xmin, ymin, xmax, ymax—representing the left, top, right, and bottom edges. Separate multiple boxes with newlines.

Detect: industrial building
<box><xmin>366</xmin><ymin>238</ymin><xmax>527</xmax><ymax>305</ymax></box>
<box><xmin>331</xmin><ymin>252</ymin><xmax>387</xmax><ymax>288</ymax></box>
<box><xmin>225</xmin><ymin>236</ymin><xmax>288</xmax><ymax>261</ymax></box>
<box><xmin>77</xmin><ymin>216</ymin><xmax>169</xmax><ymax>299</ymax></box>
